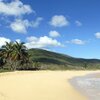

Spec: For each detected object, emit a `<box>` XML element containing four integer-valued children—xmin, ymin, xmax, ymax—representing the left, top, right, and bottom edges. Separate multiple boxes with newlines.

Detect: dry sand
<box><xmin>0</xmin><ymin>71</ymin><xmax>99</xmax><ymax>100</ymax></box>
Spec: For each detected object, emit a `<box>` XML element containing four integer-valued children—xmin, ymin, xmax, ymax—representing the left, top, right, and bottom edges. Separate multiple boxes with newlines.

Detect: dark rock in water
<box><xmin>69</xmin><ymin>73</ymin><xmax>100</xmax><ymax>100</ymax></box>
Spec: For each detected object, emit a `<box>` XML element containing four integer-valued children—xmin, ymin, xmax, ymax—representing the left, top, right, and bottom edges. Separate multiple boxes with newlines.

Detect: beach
<box><xmin>70</xmin><ymin>72</ymin><xmax>100</xmax><ymax>100</ymax></box>
<box><xmin>0</xmin><ymin>71</ymin><xmax>99</xmax><ymax>100</ymax></box>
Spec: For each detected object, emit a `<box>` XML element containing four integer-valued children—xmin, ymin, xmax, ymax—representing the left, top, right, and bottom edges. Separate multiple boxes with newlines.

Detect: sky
<box><xmin>0</xmin><ymin>0</ymin><xmax>100</xmax><ymax>59</ymax></box>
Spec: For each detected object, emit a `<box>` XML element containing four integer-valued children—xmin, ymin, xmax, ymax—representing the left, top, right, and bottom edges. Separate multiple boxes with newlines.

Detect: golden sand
<box><xmin>0</xmin><ymin>71</ymin><xmax>99</xmax><ymax>100</ymax></box>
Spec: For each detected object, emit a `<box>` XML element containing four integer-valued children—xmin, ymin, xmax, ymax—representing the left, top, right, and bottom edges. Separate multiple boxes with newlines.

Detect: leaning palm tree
<box><xmin>1</xmin><ymin>42</ymin><xmax>14</xmax><ymax>59</ymax></box>
<box><xmin>0</xmin><ymin>42</ymin><xmax>14</xmax><ymax>70</ymax></box>
<box><xmin>0</xmin><ymin>50</ymin><xmax>5</xmax><ymax>68</ymax></box>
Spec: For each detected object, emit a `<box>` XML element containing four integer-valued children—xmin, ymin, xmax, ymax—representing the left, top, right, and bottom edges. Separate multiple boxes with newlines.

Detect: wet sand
<box><xmin>70</xmin><ymin>72</ymin><xmax>100</xmax><ymax>100</ymax></box>
<box><xmin>0</xmin><ymin>71</ymin><xmax>99</xmax><ymax>100</ymax></box>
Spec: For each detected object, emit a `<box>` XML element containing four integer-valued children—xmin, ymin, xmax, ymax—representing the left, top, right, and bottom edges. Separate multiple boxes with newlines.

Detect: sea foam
<box><xmin>69</xmin><ymin>73</ymin><xmax>100</xmax><ymax>100</ymax></box>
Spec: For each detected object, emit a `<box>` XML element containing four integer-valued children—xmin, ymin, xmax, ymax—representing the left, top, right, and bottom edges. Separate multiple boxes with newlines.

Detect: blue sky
<box><xmin>0</xmin><ymin>0</ymin><xmax>100</xmax><ymax>59</ymax></box>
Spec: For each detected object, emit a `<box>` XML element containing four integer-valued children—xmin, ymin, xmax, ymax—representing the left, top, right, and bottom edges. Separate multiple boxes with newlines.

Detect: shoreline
<box><xmin>69</xmin><ymin>72</ymin><xmax>100</xmax><ymax>100</ymax></box>
<box><xmin>0</xmin><ymin>71</ymin><xmax>99</xmax><ymax>100</ymax></box>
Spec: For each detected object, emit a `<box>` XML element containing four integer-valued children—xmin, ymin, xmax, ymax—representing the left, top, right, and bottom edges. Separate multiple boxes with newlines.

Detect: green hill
<box><xmin>28</xmin><ymin>49</ymin><xmax>100</xmax><ymax>70</ymax></box>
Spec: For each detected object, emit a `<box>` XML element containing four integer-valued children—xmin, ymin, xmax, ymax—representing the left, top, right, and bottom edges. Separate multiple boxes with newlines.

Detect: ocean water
<box><xmin>69</xmin><ymin>73</ymin><xmax>100</xmax><ymax>100</ymax></box>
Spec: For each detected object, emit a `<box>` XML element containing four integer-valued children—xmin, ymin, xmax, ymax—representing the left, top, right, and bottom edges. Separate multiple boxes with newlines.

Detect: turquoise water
<box><xmin>69</xmin><ymin>73</ymin><xmax>100</xmax><ymax>100</ymax></box>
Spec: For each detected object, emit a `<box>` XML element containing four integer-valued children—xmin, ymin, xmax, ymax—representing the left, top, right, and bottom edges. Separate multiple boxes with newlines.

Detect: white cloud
<box><xmin>67</xmin><ymin>39</ymin><xmax>85</xmax><ymax>45</ymax></box>
<box><xmin>0</xmin><ymin>1</ymin><xmax>43</xmax><ymax>33</ymax></box>
<box><xmin>75</xmin><ymin>20</ymin><xmax>82</xmax><ymax>26</ymax></box>
<box><xmin>32</xmin><ymin>17</ymin><xmax>43</xmax><ymax>28</ymax></box>
<box><xmin>0</xmin><ymin>0</ymin><xmax>33</xmax><ymax>16</ymax></box>
<box><xmin>0</xmin><ymin>37</ymin><xmax>11</xmax><ymax>47</ymax></box>
<box><xmin>0</xmin><ymin>36</ymin><xmax>63</xmax><ymax>49</ymax></box>
<box><xmin>49</xmin><ymin>30</ymin><xmax>60</xmax><ymax>38</ymax></box>
<box><xmin>95</xmin><ymin>32</ymin><xmax>100</xmax><ymax>39</ymax></box>
<box><xmin>10</xmin><ymin>19</ymin><xmax>29</xmax><ymax>33</ymax></box>
<box><xmin>25</xmin><ymin>36</ymin><xmax>62</xmax><ymax>49</ymax></box>
<box><xmin>10</xmin><ymin>18</ymin><xmax>43</xmax><ymax>33</ymax></box>
<box><xmin>50</xmin><ymin>15</ymin><xmax>69</xmax><ymax>27</ymax></box>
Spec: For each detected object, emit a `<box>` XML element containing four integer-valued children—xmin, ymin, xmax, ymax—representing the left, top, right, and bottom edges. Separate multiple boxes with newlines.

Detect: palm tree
<box><xmin>0</xmin><ymin>41</ymin><xmax>32</xmax><ymax>70</ymax></box>
<box><xmin>12</xmin><ymin>42</ymin><xmax>27</xmax><ymax>60</ymax></box>
<box><xmin>12</xmin><ymin>41</ymin><xmax>30</xmax><ymax>70</ymax></box>
<box><xmin>0</xmin><ymin>42</ymin><xmax>14</xmax><ymax>70</ymax></box>
<box><xmin>1</xmin><ymin>42</ymin><xmax>14</xmax><ymax>59</ymax></box>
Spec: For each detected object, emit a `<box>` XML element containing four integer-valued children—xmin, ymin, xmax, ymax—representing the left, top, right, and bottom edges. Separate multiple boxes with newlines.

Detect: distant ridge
<box><xmin>28</xmin><ymin>48</ymin><xmax>100</xmax><ymax>70</ymax></box>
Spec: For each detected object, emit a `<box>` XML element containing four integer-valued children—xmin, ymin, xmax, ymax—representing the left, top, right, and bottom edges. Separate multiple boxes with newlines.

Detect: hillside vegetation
<box><xmin>29</xmin><ymin>49</ymin><xmax>100</xmax><ymax>70</ymax></box>
<box><xmin>0</xmin><ymin>42</ymin><xmax>100</xmax><ymax>71</ymax></box>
